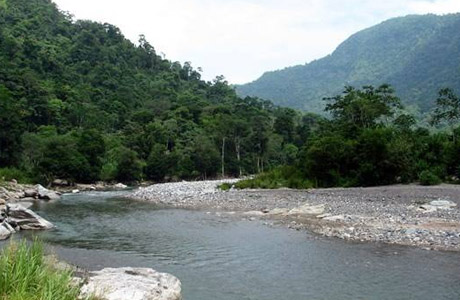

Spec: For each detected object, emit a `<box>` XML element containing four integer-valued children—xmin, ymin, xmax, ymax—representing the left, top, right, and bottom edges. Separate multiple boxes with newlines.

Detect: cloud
<box><xmin>53</xmin><ymin>0</ymin><xmax>460</xmax><ymax>84</ymax></box>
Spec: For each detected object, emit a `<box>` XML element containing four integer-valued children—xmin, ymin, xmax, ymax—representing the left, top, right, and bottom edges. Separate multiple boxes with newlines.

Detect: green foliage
<box><xmin>0</xmin><ymin>0</ymin><xmax>301</xmax><ymax>183</ymax></box>
<box><xmin>0</xmin><ymin>168</ymin><xmax>32</xmax><ymax>183</ymax></box>
<box><xmin>234</xmin><ymin>166</ymin><xmax>313</xmax><ymax>189</ymax></box>
<box><xmin>324</xmin><ymin>84</ymin><xmax>401</xmax><ymax>130</ymax></box>
<box><xmin>0</xmin><ymin>239</ymin><xmax>84</xmax><ymax>300</ymax></box>
<box><xmin>1</xmin><ymin>0</ymin><xmax>459</xmax><ymax>189</ymax></box>
<box><xmin>114</xmin><ymin>147</ymin><xmax>143</xmax><ymax>183</ymax></box>
<box><xmin>419</xmin><ymin>170</ymin><xmax>442</xmax><ymax>186</ymax></box>
<box><xmin>237</xmin><ymin>14</ymin><xmax>460</xmax><ymax>114</ymax></box>
<box><xmin>218</xmin><ymin>182</ymin><xmax>233</xmax><ymax>191</ymax></box>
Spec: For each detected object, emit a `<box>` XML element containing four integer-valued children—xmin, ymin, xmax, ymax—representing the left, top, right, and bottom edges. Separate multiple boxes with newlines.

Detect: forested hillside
<box><xmin>236</xmin><ymin>14</ymin><xmax>460</xmax><ymax>114</ymax></box>
<box><xmin>0</xmin><ymin>0</ymin><xmax>307</xmax><ymax>183</ymax></box>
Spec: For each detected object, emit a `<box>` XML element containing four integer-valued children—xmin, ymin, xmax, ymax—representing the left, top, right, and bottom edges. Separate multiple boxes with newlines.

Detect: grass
<box><xmin>0</xmin><ymin>239</ymin><xmax>94</xmax><ymax>300</ymax></box>
<box><xmin>228</xmin><ymin>166</ymin><xmax>313</xmax><ymax>190</ymax></box>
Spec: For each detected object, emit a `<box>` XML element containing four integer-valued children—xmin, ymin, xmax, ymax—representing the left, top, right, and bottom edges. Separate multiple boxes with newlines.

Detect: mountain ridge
<box><xmin>236</xmin><ymin>13</ymin><xmax>460</xmax><ymax>114</ymax></box>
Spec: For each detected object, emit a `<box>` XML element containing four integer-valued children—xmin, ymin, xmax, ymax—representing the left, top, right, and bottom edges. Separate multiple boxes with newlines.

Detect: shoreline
<box><xmin>131</xmin><ymin>181</ymin><xmax>460</xmax><ymax>252</ymax></box>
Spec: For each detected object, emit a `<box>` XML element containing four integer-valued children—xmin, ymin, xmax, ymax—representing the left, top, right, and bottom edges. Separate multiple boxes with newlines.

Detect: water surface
<box><xmin>8</xmin><ymin>191</ymin><xmax>460</xmax><ymax>299</ymax></box>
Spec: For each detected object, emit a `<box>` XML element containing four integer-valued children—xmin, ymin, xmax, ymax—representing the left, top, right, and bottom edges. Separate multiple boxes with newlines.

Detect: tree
<box><xmin>324</xmin><ymin>85</ymin><xmax>402</xmax><ymax>132</ymax></box>
<box><xmin>431</xmin><ymin>88</ymin><xmax>460</xmax><ymax>142</ymax></box>
<box><xmin>0</xmin><ymin>85</ymin><xmax>25</xmax><ymax>166</ymax></box>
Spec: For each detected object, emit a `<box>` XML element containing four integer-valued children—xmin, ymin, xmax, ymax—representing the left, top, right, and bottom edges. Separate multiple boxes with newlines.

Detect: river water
<box><xmin>9</xmin><ymin>191</ymin><xmax>460</xmax><ymax>299</ymax></box>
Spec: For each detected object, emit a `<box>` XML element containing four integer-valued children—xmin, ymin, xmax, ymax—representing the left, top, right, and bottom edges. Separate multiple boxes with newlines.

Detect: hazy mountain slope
<box><xmin>236</xmin><ymin>14</ymin><xmax>460</xmax><ymax>114</ymax></box>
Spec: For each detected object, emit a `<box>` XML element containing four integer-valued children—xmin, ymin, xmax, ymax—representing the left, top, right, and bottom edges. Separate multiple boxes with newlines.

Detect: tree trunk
<box><xmin>221</xmin><ymin>137</ymin><xmax>226</xmax><ymax>178</ymax></box>
<box><xmin>235</xmin><ymin>137</ymin><xmax>242</xmax><ymax>177</ymax></box>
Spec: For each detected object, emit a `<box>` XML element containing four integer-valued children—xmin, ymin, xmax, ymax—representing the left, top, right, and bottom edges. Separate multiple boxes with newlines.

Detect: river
<box><xmin>9</xmin><ymin>191</ymin><xmax>460</xmax><ymax>299</ymax></box>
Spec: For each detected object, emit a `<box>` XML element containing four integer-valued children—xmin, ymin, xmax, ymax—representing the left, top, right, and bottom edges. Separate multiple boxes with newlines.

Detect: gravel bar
<box><xmin>130</xmin><ymin>181</ymin><xmax>460</xmax><ymax>251</ymax></box>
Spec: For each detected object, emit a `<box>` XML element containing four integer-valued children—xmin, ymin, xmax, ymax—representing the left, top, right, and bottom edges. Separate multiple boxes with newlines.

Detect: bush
<box><xmin>0</xmin><ymin>167</ymin><xmax>32</xmax><ymax>183</ymax></box>
<box><xmin>234</xmin><ymin>166</ymin><xmax>313</xmax><ymax>189</ymax></box>
<box><xmin>0</xmin><ymin>239</ymin><xmax>84</xmax><ymax>300</ymax></box>
<box><xmin>419</xmin><ymin>170</ymin><xmax>442</xmax><ymax>186</ymax></box>
<box><xmin>218</xmin><ymin>182</ymin><xmax>233</xmax><ymax>191</ymax></box>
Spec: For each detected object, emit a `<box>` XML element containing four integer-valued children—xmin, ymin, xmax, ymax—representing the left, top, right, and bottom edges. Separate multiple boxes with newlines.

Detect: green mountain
<box><xmin>236</xmin><ymin>14</ymin><xmax>460</xmax><ymax>114</ymax></box>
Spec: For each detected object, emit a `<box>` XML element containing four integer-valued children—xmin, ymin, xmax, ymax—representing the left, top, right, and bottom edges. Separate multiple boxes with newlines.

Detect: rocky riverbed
<box><xmin>131</xmin><ymin>181</ymin><xmax>460</xmax><ymax>251</ymax></box>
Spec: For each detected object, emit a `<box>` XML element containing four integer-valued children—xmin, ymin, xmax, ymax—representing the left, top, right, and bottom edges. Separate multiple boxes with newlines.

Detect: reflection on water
<box><xmin>8</xmin><ymin>191</ymin><xmax>460</xmax><ymax>300</ymax></box>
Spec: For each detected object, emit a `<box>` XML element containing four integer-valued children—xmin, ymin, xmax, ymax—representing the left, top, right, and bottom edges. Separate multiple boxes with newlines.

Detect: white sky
<box><xmin>52</xmin><ymin>0</ymin><xmax>460</xmax><ymax>84</ymax></box>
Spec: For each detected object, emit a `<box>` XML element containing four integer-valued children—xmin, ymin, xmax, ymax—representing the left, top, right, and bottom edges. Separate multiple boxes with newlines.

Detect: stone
<box><xmin>288</xmin><ymin>203</ymin><xmax>325</xmax><ymax>216</ymax></box>
<box><xmin>243</xmin><ymin>211</ymin><xmax>265</xmax><ymax>216</ymax></box>
<box><xmin>418</xmin><ymin>205</ymin><xmax>437</xmax><ymax>213</ymax></box>
<box><xmin>267</xmin><ymin>208</ymin><xmax>290</xmax><ymax>215</ymax></box>
<box><xmin>18</xmin><ymin>197</ymin><xmax>37</xmax><ymax>202</ymax></box>
<box><xmin>24</xmin><ymin>189</ymin><xmax>38</xmax><ymax>198</ymax></box>
<box><xmin>0</xmin><ymin>198</ymin><xmax>5</xmax><ymax>205</ymax></box>
<box><xmin>0</xmin><ymin>222</ymin><xmax>14</xmax><ymax>240</ymax></box>
<box><xmin>316</xmin><ymin>213</ymin><xmax>332</xmax><ymax>219</ymax></box>
<box><xmin>323</xmin><ymin>215</ymin><xmax>345</xmax><ymax>222</ymax></box>
<box><xmin>72</xmin><ymin>189</ymin><xmax>80</xmax><ymax>194</ymax></box>
<box><xmin>80</xmin><ymin>267</ymin><xmax>182</xmax><ymax>300</ymax></box>
<box><xmin>429</xmin><ymin>200</ymin><xmax>457</xmax><ymax>209</ymax></box>
<box><xmin>6</xmin><ymin>204</ymin><xmax>54</xmax><ymax>230</ymax></box>
<box><xmin>36</xmin><ymin>184</ymin><xmax>60</xmax><ymax>201</ymax></box>
<box><xmin>52</xmin><ymin>179</ymin><xmax>69</xmax><ymax>186</ymax></box>
<box><xmin>114</xmin><ymin>183</ymin><xmax>128</xmax><ymax>189</ymax></box>
<box><xmin>16</xmin><ymin>201</ymin><xmax>34</xmax><ymax>209</ymax></box>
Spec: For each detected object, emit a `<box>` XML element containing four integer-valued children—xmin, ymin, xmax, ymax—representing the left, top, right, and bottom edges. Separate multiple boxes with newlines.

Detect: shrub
<box><xmin>234</xmin><ymin>166</ymin><xmax>313</xmax><ymax>189</ymax></box>
<box><xmin>218</xmin><ymin>182</ymin><xmax>233</xmax><ymax>191</ymax></box>
<box><xmin>0</xmin><ymin>167</ymin><xmax>32</xmax><ymax>183</ymax></box>
<box><xmin>419</xmin><ymin>170</ymin><xmax>442</xmax><ymax>186</ymax></box>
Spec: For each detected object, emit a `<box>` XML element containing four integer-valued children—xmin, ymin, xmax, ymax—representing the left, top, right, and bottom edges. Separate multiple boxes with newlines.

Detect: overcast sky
<box><xmin>53</xmin><ymin>0</ymin><xmax>460</xmax><ymax>84</ymax></box>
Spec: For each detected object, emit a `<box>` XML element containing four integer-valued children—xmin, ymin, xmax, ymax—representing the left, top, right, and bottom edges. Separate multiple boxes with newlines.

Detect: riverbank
<box><xmin>131</xmin><ymin>181</ymin><xmax>460</xmax><ymax>251</ymax></box>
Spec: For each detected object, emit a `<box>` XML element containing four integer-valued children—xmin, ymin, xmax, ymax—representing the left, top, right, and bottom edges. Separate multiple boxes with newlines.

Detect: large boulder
<box><xmin>6</xmin><ymin>204</ymin><xmax>54</xmax><ymax>230</ymax></box>
<box><xmin>80</xmin><ymin>267</ymin><xmax>182</xmax><ymax>300</ymax></box>
<box><xmin>0</xmin><ymin>222</ymin><xmax>15</xmax><ymax>240</ymax></box>
<box><xmin>36</xmin><ymin>184</ymin><xmax>60</xmax><ymax>201</ymax></box>
<box><xmin>24</xmin><ymin>189</ymin><xmax>38</xmax><ymax>198</ymax></box>
<box><xmin>114</xmin><ymin>183</ymin><xmax>128</xmax><ymax>190</ymax></box>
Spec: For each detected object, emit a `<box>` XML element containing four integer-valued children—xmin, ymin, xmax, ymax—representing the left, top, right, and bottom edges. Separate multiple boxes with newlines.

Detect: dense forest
<box><xmin>237</xmin><ymin>14</ymin><xmax>460</xmax><ymax>115</ymax></box>
<box><xmin>0</xmin><ymin>0</ymin><xmax>305</xmax><ymax>183</ymax></box>
<box><xmin>0</xmin><ymin>0</ymin><xmax>459</xmax><ymax>188</ymax></box>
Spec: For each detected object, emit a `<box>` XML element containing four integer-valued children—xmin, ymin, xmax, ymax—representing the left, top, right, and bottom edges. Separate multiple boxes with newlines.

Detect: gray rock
<box><xmin>52</xmin><ymin>179</ymin><xmax>69</xmax><ymax>186</ymax></box>
<box><xmin>288</xmin><ymin>204</ymin><xmax>325</xmax><ymax>216</ymax></box>
<box><xmin>16</xmin><ymin>202</ymin><xmax>34</xmax><ymax>209</ymax></box>
<box><xmin>114</xmin><ymin>183</ymin><xmax>128</xmax><ymax>189</ymax></box>
<box><xmin>267</xmin><ymin>208</ymin><xmax>290</xmax><ymax>215</ymax></box>
<box><xmin>323</xmin><ymin>215</ymin><xmax>345</xmax><ymax>222</ymax></box>
<box><xmin>243</xmin><ymin>211</ymin><xmax>265</xmax><ymax>216</ymax></box>
<box><xmin>18</xmin><ymin>197</ymin><xmax>37</xmax><ymax>202</ymax></box>
<box><xmin>36</xmin><ymin>184</ymin><xmax>60</xmax><ymax>201</ymax></box>
<box><xmin>429</xmin><ymin>200</ymin><xmax>457</xmax><ymax>209</ymax></box>
<box><xmin>405</xmin><ymin>228</ymin><xmax>417</xmax><ymax>235</ymax></box>
<box><xmin>0</xmin><ymin>222</ymin><xmax>14</xmax><ymax>240</ymax></box>
<box><xmin>80</xmin><ymin>267</ymin><xmax>182</xmax><ymax>300</ymax></box>
<box><xmin>24</xmin><ymin>189</ymin><xmax>38</xmax><ymax>198</ymax></box>
<box><xmin>6</xmin><ymin>204</ymin><xmax>54</xmax><ymax>230</ymax></box>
